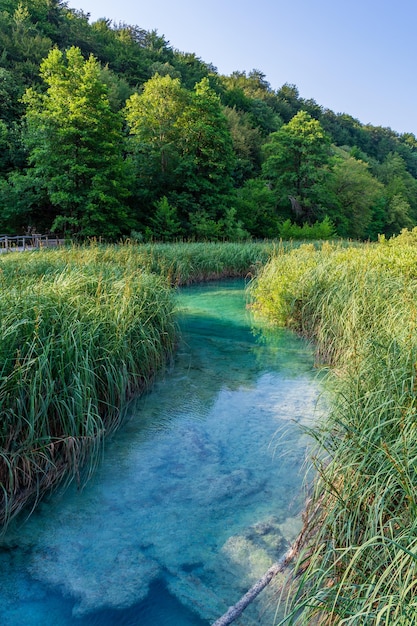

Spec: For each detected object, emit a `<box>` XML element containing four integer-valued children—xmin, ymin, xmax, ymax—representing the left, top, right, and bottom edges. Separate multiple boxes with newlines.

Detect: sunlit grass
<box><xmin>0</xmin><ymin>247</ymin><xmax>179</xmax><ymax>527</ymax></box>
<box><xmin>251</xmin><ymin>230</ymin><xmax>417</xmax><ymax>624</ymax></box>
<box><xmin>0</xmin><ymin>239</ymin><xmax>280</xmax><ymax>528</ymax></box>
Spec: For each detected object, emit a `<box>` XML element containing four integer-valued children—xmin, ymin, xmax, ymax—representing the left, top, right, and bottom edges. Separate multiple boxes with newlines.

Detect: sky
<box><xmin>65</xmin><ymin>0</ymin><xmax>417</xmax><ymax>136</ymax></box>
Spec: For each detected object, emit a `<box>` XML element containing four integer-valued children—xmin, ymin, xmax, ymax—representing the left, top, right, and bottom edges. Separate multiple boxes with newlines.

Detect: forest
<box><xmin>1</xmin><ymin>0</ymin><xmax>417</xmax><ymax>241</ymax></box>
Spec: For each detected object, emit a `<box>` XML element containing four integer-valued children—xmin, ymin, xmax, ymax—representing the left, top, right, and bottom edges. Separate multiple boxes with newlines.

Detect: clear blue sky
<box><xmin>65</xmin><ymin>0</ymin><xmax>417</xmax><ymax>136</ymax></box>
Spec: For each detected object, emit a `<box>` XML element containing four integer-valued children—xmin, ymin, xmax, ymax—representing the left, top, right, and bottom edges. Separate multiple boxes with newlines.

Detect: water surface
<box><xmin>0</xmin><ymin>280</ymin><xmax>321</xmax><ymax>625</ymax></box>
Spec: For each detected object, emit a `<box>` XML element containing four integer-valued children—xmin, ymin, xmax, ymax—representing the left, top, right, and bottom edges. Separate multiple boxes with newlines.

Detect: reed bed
<box><xmin>0</xmin><ymin>249</ymin><xmax>179</xmax><ymax>527</ymax></box>
<box><xmin>251</xmin><ymin>231</ymin><xmax>417</xmax><ymax>624</ymax></box>
<box><xmin>66</xmin><ymin>240</ymin><xmax>278</xmax><ymax>284</ymax></box>
<box><xmin>0</xmin><ymin>240</ymin><xmax>279</xmax><ymax>528</ymax></box>
<box><xmin>1</xmin><ymin>240</ymin><xmax>278</xmax><ymax>284</ymax></box>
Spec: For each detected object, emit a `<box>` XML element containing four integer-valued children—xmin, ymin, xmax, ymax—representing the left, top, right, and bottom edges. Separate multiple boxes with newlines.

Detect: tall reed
<box><xmin>70</xmin><ymin>240</ymin><xmax>278</xmax><ymax>284</ymax></box>
<box><xmin>252</xmin><ymin>232</ymin><xmax>417</xmax><ymax>624</ymax></box>
<box><xmin>0</xmin><ymin>239</ymin><xmax>280</xmax><ymax>527</ymax></box>
<box><xmin>0</xmin><ymin>249</ymin><xmax>177</xmax><ymax>527</ymax></box>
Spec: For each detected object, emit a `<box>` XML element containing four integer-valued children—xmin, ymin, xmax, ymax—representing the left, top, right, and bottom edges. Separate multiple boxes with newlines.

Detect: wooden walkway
<box><xmin>0</xmin><ymin>234</ymin><xmax>65</xmax><ymax>253</ymax></box>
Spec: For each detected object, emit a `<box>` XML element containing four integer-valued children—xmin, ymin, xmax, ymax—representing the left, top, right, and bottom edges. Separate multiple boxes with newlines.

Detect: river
<box><xmin>0</xmin><ymin>279</ymin><xmax>321</xmax><ymax>626</ymax></box>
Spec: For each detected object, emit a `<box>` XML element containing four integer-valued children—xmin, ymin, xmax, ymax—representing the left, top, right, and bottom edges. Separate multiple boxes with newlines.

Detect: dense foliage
<box><xmin>1</xmin><ymin>0</ymin><xmax>417</xmax><ymax>240</ymax></box>
<box><xmin>252</xmin><ymin>234</ymin><xmax>417</xmax><ymax>624</ymax></box>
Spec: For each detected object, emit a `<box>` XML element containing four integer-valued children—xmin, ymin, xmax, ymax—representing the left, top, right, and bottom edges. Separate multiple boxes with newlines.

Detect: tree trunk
<box><xmin>211</xmin><ymin>545</ymin><xmax>296</xmax><ymax>626</ymax></box>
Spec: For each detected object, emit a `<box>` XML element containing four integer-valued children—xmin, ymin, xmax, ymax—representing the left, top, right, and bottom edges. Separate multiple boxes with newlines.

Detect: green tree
<box><xmin>327</xmin><ymin>154</ymin><xmax>384</xmax><ymax>239</ymax></box>
<box><xmin>126</xmin><ymin>76</ymin><xmax>236</xmax><ymax>238</ymax></box>
<box><xmin>384</xmin><ymin>194</ymin><xmax>413</xmax><ymax>236</ymax></box>
<box><xmin>149</xmin><ymin>195</ymin><xmax>182</xmax><ymax>241</ymax></box>
<box><xmin>220</xmin><ymin>70</ymin><xmax>282</xmax><ymax>134</ymax></box>
<box><xmin>374</xmin><ymin>152</ymin><xmax>417</xmax><ymax>222</ymax></box>
<box><xmin>223</xmin><ymin>105</ymin><xmax>263</xmax><ymax>184</ymax></box>
<box><xmin>262</xmin><ymin>110</ymin><xmax>331</xmax><ymax>222</ymax></box>
<box><xmin>218</xmin><ymin>206</ymin><xmax>248</xmax><ymax>240</ymax></box>
<box><xmin>234</xmin><ymin>178</ymin><xmax>278</xmax><ymax>238</ymax></box>
<box><xmin>0</xmin><ymin>119</ymin><xmax>9</xmax><ymax>171</ymax></box>
<box><xmin>170</xmin><ymin>51</ymin><xmax>215</xmax><ymax>91</ymax></box>
<box><xmin>0</xmin><ymin>1</ymin><xmax>54</xmax><ymax>84</ymax></box>
<box><xmin>0</xmin><ymin>67</ymin><xmax>22</xmax><ymax>123</ymax></box>
<box><xmin>274</xmin><ymin>83</ymin><xmax>302</xmax><ymax>122</ymax></box>
<box><xmin>125</xmin><ymin>73</ymin><xmax>187</xmax><ymax>212</ymax></box>
<box><xmin>175</xmin><ymin>77</ymin><xmax>236</xmax><ymax>228</ymax></box>
<box><xmin>99</xmin><ymin>66</ymin><xmax>133</xmax><ymax>112</ymax></box>
<box><xmin>23</xmin><ymin>46</ymin><xmax>133</xmax><ymax>238</ymax></box>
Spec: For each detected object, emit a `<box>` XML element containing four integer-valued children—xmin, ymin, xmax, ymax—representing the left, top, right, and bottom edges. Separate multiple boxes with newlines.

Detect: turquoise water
<box><xmin>0</xmin><ymin>280</ymin><xmax>321</xmax><ymax>626</ymax></box>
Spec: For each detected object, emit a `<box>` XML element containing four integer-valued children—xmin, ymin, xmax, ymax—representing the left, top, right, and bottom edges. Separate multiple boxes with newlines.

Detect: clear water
<box><xmin>0</xmin><ymin>280</ymin><xmax>322</xmax><ymax>626</ymax></box>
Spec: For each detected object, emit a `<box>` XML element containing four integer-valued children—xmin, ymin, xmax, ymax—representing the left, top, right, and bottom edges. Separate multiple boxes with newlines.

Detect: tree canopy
<box><xmin>21</xmin><ymin>46</ymin><xmax>133</xmax><ymax>238</ymax></box>
<box><xmin>0</xmin><ymin>0</ymin><xmax>416</xmax><ymax>240</ymax></box>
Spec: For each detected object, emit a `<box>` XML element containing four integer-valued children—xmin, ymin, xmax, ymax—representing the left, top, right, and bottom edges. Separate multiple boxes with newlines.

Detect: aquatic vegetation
<box><xmin>0</xmin><ymin>250</ymin><xmax>178</xmax><ymax>527</ymax></box>
<box><xmin>0</xmin><ymin>240</ymin><xmax>280</xmax><ymax>528</ymax></box>
<box><xmin>70</xmin><ymin>239</ymin><xmax>278</xmax><ymax>284</ymax></box>
<box><xmin>252</xmin><ymin>231</ymin><xmax>417</xmax><ymax>624</ymax></box>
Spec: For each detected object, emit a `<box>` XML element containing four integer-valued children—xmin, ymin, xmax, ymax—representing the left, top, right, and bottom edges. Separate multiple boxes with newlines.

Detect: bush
<box><xmin>278</xmin><ymin>216</ymin><xmax>337</xmax><ymax>240</ymax></box>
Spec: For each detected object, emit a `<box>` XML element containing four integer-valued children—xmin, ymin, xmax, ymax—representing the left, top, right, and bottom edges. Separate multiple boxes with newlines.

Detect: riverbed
<box><xmin>0</xmin><ymin>280</ymin><xmax>321</xmax><ymax>625</ymax></box>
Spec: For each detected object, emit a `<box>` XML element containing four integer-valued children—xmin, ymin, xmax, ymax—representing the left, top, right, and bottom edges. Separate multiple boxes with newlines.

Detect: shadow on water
<box><xmin>0</xmin><ymin>575</ymin><xmax>208</xmax><ymax>626</ymax></box>
<box><xmin>74</xmin><ymin>578</ymin><xmax>209</xmax><ymax>626</ymax></box>
<box><xmin>0</xmin><ymin>279</ymin><xmax>322</xmax><ymax>626</ymax></box>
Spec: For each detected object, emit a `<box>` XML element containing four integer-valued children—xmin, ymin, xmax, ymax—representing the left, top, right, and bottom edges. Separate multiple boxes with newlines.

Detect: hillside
<box><xmin>1</xmin><ymin>0</ymin><xmax>417</xmax><ymax>240</ymax></box>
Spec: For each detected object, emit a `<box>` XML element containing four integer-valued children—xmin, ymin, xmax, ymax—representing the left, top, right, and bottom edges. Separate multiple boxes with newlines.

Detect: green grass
<box><xmin>0</xmin><ymin>240</ymin><xmax>279</xmax><ymax>528</ymax></box>
<box><xmin>91</xmin><ymin>239</ymin><xmax>277</xmax><ymax>284</ymax></box>
<box><xmin>0</xmin><ymin>246</ymin><xmax>178</xmax><ymax>527</ymax></box>
<box><xmin>251</xmin><ymin>231</ymin><xmax>417</xmax><ymax>624</ymax></box>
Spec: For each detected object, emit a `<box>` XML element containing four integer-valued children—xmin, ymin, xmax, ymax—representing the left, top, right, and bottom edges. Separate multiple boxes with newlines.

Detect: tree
<box><xmin>175</xmin><ymin>77</ymin><xmax>236</xmax><ymax>227</ymax></box>
<box><xmin>223</xmin><ymin>105</ymin><xmax>263</xmax><ymax>184</ymax></box>
<box><xmin>125</xmin><ymin>73</ymin><xmax>188</xmax><ymax>212</ymax></box>
<box><xmin>0</xmin><ymin>68</ymin><xmax>22</xmax><ymax>123</ymax></box>
<box><xmin>0</xmin><ymin>168</ymin><xmax>50</xmax><ymax>233</ymax></box>
<box><xmin>374</xmin><ymin>152</ymin><xmax>417</xmax><ymax>221</ymax></box>
<box><xmin>275</xmin><ymin>83</ymin><xmax>302</xmax><ymax>123</ymax></box>
<box><xmin>262</xmin><ymin>110</ymin><xmax>331</xmax><ymax>223</ymax></box>
<box><xmin>126</xmin><ymin>76</ymin><xmax>236</xmax><ymax>238</ymax></box>
<box><xmin>170</xmin><ymin>51</ymin><xmax>215</xmax><ymax>91</ymax></box>
<box><xmin>0</xmin><ymin>1</ymin><xmax>54</xmax><ymax>84</ymax></box>
<box><xmin>235</xmin><ymin>178</ymin><xmax>278</xmax><ymax>238</ymax></box>
<box><xmin>23</xmin><ymin>46</ymin><xmax>133</xmax><ymax>238</ymax></box>
<box><xmin>220</xmin><ymin>71</ymin><xmax>282</xmax><ymax>134</ymax></box>
<box><xmin>327</xmin><ymin>153</ymin><xmax>384</xmax><ymax>239</ymax></box>
<box><xmin>149</xmin><ymin>196</ymin><xmax>182</xmax><ymax>241</ymax></box>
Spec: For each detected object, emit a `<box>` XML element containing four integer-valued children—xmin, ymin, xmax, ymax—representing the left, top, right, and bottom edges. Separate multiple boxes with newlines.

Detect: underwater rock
<box><xmin>195</xmin><ymin>469</ymin><xmax>268</xmax><ymax>508</ymax></box>
<box><xmin>164</xmin><ymin>515</ymin><xmax>288</xmax><ymax>624</ymax></box>
<box><xmin>29</xmin><ymin>545</ymin><xmax>160</xmax><ymax>617</ymax></box>
<box><xmin>221</xmin><ymin>516</ymin><xmax>287</xmax><ymax>579</ymax></box>
<box><xmin>166</xmin><ymin>570</ymin><xmax>229</xmax><ymax>623</ymax></box>
<box><xmin>244</xmin><ymin>515</ymin><xmax>286</xmax><ymax>553</ymax></box>
<box><xmin>180</xmin><ymin>425</ymin><xmax>222</xmax><ymax>463</ymax></box>
<box><xmin>222</xmin><ymin>534</ymin><xmax>274</xmax><ymax>582</ymax></box>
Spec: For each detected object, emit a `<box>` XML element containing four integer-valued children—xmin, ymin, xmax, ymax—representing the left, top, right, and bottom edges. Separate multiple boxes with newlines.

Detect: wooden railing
<box><xmin>0</xmin><ymin>234</ymin><xmax>65</xmax><ymax>251</ymax></box>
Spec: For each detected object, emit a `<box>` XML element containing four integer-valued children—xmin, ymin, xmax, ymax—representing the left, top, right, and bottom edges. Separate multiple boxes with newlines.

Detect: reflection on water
<box><xmin>0</xmin><ymin>280</ymin><xmax>321</xmax><ymax>626</ymax></box>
